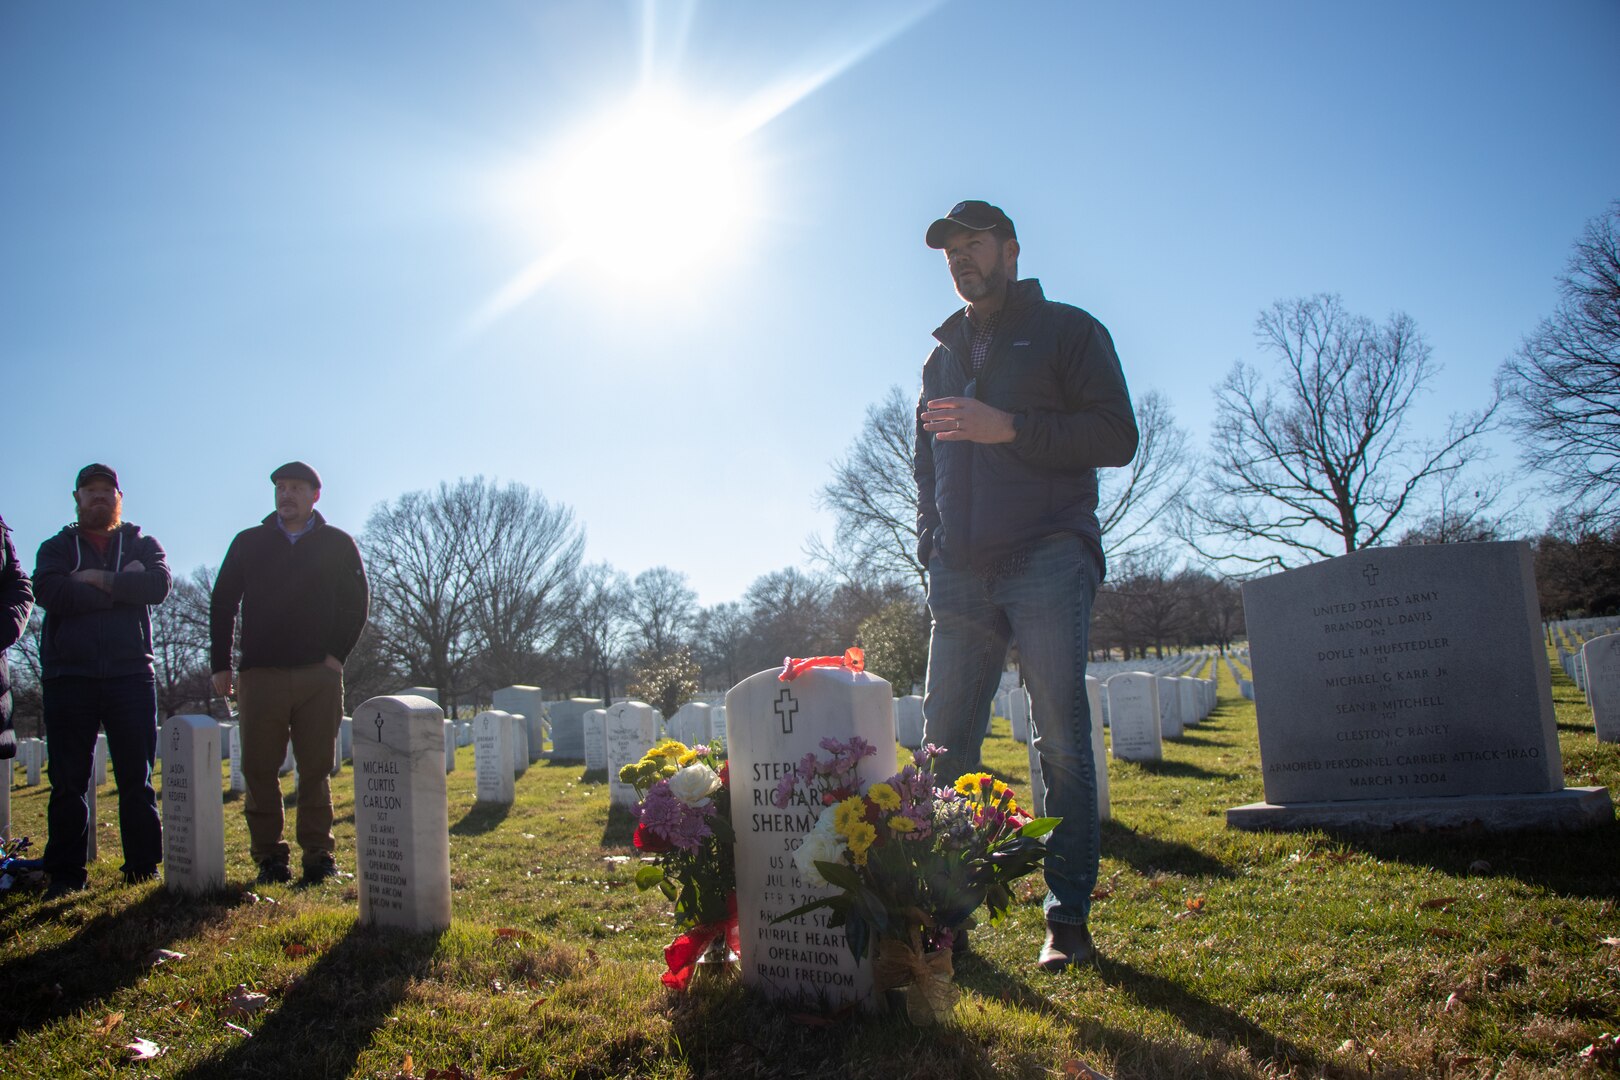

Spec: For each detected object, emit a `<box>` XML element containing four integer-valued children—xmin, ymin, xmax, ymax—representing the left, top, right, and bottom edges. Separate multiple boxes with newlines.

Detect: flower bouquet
<box><xmin>620</xmin><ymin>739</ymin><xmax>739</xmax><ymax>989</ymax></box>
<box><xmin>772</xmin><ymin>738</ymin><xmax>1057</xmax><ymax>1023</ymax></box>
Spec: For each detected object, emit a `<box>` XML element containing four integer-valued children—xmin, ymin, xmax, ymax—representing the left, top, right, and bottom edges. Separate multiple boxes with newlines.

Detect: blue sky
<box><xmin>4</xmin><ymin>1</ymin><xmax>1617</xmax><ymax>605</ymax></box>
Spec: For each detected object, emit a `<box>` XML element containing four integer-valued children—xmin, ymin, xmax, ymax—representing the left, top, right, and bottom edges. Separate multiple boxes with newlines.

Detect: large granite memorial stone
<box><xmin>726</xmin><ymin>665</ymin><xmax>891</xmax><ymax>1011</ymax></box>
<box><xmin>351</xmin><ymin>695</ymin><xmax>452</xmax><ymax>932</ymax></box>
<box><xmin>1232</xmin><ymin>542</ymin><xmax>1612</xmax><ymax>830</ymax></box>
<box><xmin>493</xmin><ymin>686</ymin><xmax>547</xmax><ymax>761</ymax></box>
<box><xmin>161</xmin><ymin>715</ymin><xmax>225</xmax><ymax>894</ymax></box>
<box><xmin>544</xmin><ymin>698</ymin><xmax>598</xmax><ymax>760</ymax></box>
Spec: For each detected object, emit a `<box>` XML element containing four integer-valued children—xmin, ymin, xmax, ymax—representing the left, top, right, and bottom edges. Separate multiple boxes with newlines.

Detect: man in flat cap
<box><xmin>914</xmin><ymin>201</ymin><xmax>1138</xmax><ymax>970</ymax></box>
<box><xmin>211</xmin><ymin>462</ymin><xmax>368</xmax><ymax>885</ymax></box>
<box><xmin>32</xmin><ymin>464</ymin><xmax>170</xmax><ymax>898</ymax></box>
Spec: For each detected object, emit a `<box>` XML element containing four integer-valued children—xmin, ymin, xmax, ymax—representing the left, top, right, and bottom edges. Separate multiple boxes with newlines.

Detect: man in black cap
<box><xmin>914</xmin><ymin>201</ymin><xmax>1138</xmax><ymax>970</ymax></box>
<box><xmin>210</xmin><ymin>462</ymin><xmax>368</xmax><ymax>885</ymax></box>
<box><xmin>32</xmin><ymin>464</ymin><xmax>171</xmax><ymax>897</ymax></box>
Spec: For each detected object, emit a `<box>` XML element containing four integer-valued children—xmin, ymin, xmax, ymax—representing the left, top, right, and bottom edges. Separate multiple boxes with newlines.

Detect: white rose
<box><xmin>667</xmin><ymin>762</ymin><xmax>722</xmax><ymax>807</ymax></box>
<box><xmin>793</xmin><ymin>808</ymin><xmax>847</xmax><ymax>889</ymax></box>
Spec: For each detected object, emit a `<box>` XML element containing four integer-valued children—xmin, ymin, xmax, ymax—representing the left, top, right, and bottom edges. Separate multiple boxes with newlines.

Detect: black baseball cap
<box><xmin>925</xmin><ymin>200</ymin><xmax>1017</xmax><ymax>249</ymax></box>
<box><xmin>75</xmin><ymin>463</ymin><xmax>119</xmax><ymax>490</ymax></box>
<box><xmin>270</xmin><ymin>461</ymin><xmax>322</xmax><ymax>489</ymax></box>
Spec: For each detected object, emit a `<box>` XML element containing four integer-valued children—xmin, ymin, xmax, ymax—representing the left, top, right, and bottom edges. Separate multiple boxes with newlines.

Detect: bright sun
<box><xmin>546</xmin><ymin>90</ymin><xmax>757</xmax><ymax>287</ymax></box>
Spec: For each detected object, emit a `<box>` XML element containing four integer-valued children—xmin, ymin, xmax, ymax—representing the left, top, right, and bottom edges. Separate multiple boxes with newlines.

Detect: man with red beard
<box><xmin>32</xmin><ymin>464</ymin><xmax>171</xmax><ymax>899</ymax></box>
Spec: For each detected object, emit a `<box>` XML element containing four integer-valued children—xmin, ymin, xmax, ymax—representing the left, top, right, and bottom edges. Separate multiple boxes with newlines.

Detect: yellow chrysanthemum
<box><xmin>845</xmin><ymin>821</ymin><xmax>877</xmax><ymax>864</ymax></box>
<box><xmin>653</xmin><ymin>740</ymin><xmax>687</xmax><ymax>759</ymax></box>
<box><xmin>833</xmin><ymin>796</ymin><xmax>867</xmax><ymax>836</ymax></box>
<box><xmin>678</xmin><ymin>749</ymin><xmax>700</xmax><ymax>766</ymax></box>
<box><xmin>888</xmin><ymin>815</ymin><xmax>918</xmax><ymax>833</ymax></box>
<box><xmin>867</xmin><ymin>783</ymin><xmax>901</xmax><ymax>811</ymax></box>
<box><xmin>955</xmin><ymin>772</ymin><xmax>992</xmax><ymax>797</ymax></box>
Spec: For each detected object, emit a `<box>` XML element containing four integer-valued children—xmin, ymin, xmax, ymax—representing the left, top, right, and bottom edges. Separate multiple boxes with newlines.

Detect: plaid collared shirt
<box><xmin>968</xmin><ymin>309</ymin><xmax>1000</xmax><ymax>375</ymax></box>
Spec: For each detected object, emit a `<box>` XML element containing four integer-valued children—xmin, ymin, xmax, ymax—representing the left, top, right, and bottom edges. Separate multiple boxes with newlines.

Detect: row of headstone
<box><xmin>893</xmin><ymin>695</ymin><xmax>924</xmax><ymax>749</ymax></box>
<box><xmin>1581</xmin><ymin>634</ymin><xmax>1620</xmax><ymax>743</ymax></box>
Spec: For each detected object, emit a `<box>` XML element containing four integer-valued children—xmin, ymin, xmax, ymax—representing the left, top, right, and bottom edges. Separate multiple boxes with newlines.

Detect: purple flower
<box><xmin>638</xmin><ymin>781</ymin><xmax>714</xmax><ymax>853</ymax></box>
<box><xmin>772</xmin><ymin>771</ymin><xmax>799</xmax><ymax>809</ymax></box>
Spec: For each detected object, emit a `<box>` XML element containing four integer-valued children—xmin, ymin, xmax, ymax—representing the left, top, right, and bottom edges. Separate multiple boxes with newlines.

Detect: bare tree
<box><xmin>1500</xmin><ymin>201</ymin><xmax>1620</xmax><ymax>530</ymax></box>
<box><xmin>1096</xmin><ymin>389</ymin><xmax>1192</xmax><ymax>563</ymax></box>
<box><xmin>624</xmin><ymin>566</ymin><xmax>697</xmax><ymax>660</ymax></box>
<box><xmin>693</xmin><ymin>601</ymin><xmax>750</xmax><ymax>690</ymax></box>
<box><xmin>467</xmin><ymin>484</ymin><xmax>584</xmax><ymax>691</ymax></box>
<box><xmin>1394</xmin><ymin>470</ymin><xmax>1525</xmax><ymax>546</ymax></box>
<box><xmin>809</xmin><ymin>385</ymin><xmax>925</xmax><ymax>593</ymax></box>
<box><xmin>151</xmin><ymin>567</ymin><xmax>217</xmax><ymax>717</ymax></box>
<box><xmin>564</xmin><ymin>562</ymin><xmax>632</xmax><ymax>702</ymax></box>
<box><xmin>741</xmin><ymin>567</ymin><xmax>833</xmax><ymax>674</ymax></box>
<box><xmin>1185</xmin><ymin>294</ymin><xmax>1498</xmax><ymax>569</ymax></box>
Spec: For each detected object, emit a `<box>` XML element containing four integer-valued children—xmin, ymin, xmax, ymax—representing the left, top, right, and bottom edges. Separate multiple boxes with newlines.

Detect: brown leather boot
<box><xmin>1037</xmin><ymin>920</ymin><xmax>1095</xmax><ymax>971</ymax></box>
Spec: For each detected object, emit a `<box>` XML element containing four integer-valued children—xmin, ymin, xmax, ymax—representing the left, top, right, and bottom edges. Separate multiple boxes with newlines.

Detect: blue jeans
<box><xmin>42</xmin><ymin>674</ymin><xmax>163</xmax><ymax>883</ymax></box>
<box><xmin>922</xmin><ymin>532</ymin><xmax>1100</xmax><ymax>927</ymax></box>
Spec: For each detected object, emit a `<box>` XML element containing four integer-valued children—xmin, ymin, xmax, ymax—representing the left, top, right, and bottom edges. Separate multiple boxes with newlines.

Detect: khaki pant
<box><xmin>238</xmin><ymin>664</ymin><xmax>343</xmax><ymax>868</ymax></box>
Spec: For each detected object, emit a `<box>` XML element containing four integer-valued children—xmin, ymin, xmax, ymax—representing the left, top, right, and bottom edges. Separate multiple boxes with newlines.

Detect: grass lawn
<box><xmin>2</xmin><ymin>658</ymin><xmax>1617</xmax><ymax>1079</ymax></box>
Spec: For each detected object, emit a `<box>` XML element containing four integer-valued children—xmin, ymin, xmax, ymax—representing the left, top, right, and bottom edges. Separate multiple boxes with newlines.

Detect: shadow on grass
<box><xmin>451</xmin><ymin>799</ymin><xmax>513</xmax><ymax>836</ymax></box>
<box><xmin>580</xmin><ymin>767</ymin><xmax>608</xmax><ymax>784</ymax></box>
<box><xmin>1101</xmin><ymin>820</ymin><xmax>1235</xmax><ymax>879</ymax></box>
<box><xmin>600</xmin><ymin>802</ymin><xmax>637</xmax><ymax>847</ymax></box>
<box><xmin>0</xmin><ymin>882</ymin><xmax>253</xmax><ymax>1040</ymax></box>
<box><xmin>1133</xmin><ymin>758</ymin><xmax>1241</xmax><ymax>783</ymax></box>
<box><xmin>957</xmin><ymin>955</ymin><xmax>1319</xmax><ymax>1079</ymax></box>
<box><xmin>175</xmin><ymin>922</ymin><xmax>442</xmax><ymax>1080</ymax></box>
<box><xmin>1328</xmin><ymin>819</ymin><xmax>1620</xmax><ymax>902</ymax></box>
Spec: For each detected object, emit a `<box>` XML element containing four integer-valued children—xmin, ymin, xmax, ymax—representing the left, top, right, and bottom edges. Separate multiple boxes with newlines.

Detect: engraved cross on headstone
<box><xmin>774</xmin><ymin>688</ymin><xmax>799</xmax><ymax>735</ymax></box>
<box><xmin>373</xmin><ymin>713</ymin><xmax>386</xmax><ymax>744</ymax></box>
<box><xmin>1362</xmin><ymin>564</ymin><xmax>1380</xmax><ymax>586</ymax></box>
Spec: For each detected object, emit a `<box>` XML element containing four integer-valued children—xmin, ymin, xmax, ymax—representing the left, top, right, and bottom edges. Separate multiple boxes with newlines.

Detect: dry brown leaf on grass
<box><xmin>283</xmin><ymin>942</ymin><xmax>312</xmax><ymax>958</ymax></box>
<box><xmin>1185</xmin><ymin>896</ymin><xmax>1207</xmax><ymax>912</ymax></box>
<box><xmin>94</xmin><ymin>1012</ymin><xmax>124</xmax><ymax>1035</ymax></box>
<box><xmin>500</xmin><ymin>1068</ymin><xmax>530</xmax><ymax>1079</ymax></box>
<box><xmin>148</xmin><ymin>948</ymin><xmax>186</xmax><ymax>966</ymax></box>
<box><xmin>495</xmin><ymin>927</ymin><xmax>525</xmax><ymax>940</ymax></box>
<box><xmin>222</xmin><ymin>984</ymin><xmax>270</xmax><ymax>1019</ymax></box>
<box><xmin>1419</xmin><ymin>897</ymin><xmax>1459</xmax><ymax>910</ymax></box>
<box><xmin>1600</xmin><ymin>936</ymin><xmax>1620</xmax><ymax>947</ymax></box>
<box><xmin>1061</xmin><ymin>1058</ymin><xmax>1111</xmax><ymax>1079</ymax></box>
<box><xmin>125</xmin><ymin>1037</ymin><xmax>164</xmax><ymax>1061</ymax></box>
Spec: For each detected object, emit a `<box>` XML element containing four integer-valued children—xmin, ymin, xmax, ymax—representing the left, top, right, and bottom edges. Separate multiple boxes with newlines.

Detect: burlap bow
<box><xmin>872</xmin><ymin>929</ymin><xmax>959</xmax><ymax>1025</ymax></box>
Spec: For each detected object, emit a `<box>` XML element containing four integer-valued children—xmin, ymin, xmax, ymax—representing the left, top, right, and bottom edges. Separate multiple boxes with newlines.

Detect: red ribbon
<box><xmin>661</xmin><ymin>894</ymin><xmax>741</xmax><ymax>991</ymax></box>
<box><xmin>780</xmin><ymin>646</ymin><xmax>865</xmax><ymax>682</ymax></box>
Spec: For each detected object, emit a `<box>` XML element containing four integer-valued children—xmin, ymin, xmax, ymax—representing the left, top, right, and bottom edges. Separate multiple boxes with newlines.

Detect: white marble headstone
<box><xmin>94</xmin><ymin>733</ymin><xmax>108</xmax><ymax>785</ymax></box>
<box><xmin>227</xmin><ymin>724</ymin><xmax>245</xmax><ymax>793</ymax></box>
<box><xmin>1157</xmin><ymin>676</ymin><xmax>1184</xmax><ymax>739</ymax></box>
<box><xmin>161</xmin><ymin>715</ymin><xmax>225</xmax><ymax>894</ymax></box>
<box><xmin>1023</xmin><ymin>680</ymin><xmax>1110</xmax><ymax>820</ymax></box>
<box><xmin>666</xmin><ymin>701</ymin><xmax>713</xmax><ymax>746</ymax></box>
<box><xmin>351</xmin><ymin>695</ymin><xmax>452</xmax><ymax>933</ymax></box>
<box><xmin>894</xmin><ymin>694</ymin><xmax>924</xmax><ymax>749</ymax></box>
<box><xmin>711</xmin><ymin>705</ymin><xmax>728</xmax><ymax>750</ymax></box>
<box><xmin>583</xmin><ymin>709</ymin><xmax>607</xmax><ymax>771</ymax></box>
<box><xmin>443</xmin><ymin>720</ymin><xmax>457</xmax><ymax>772</ymax></box>
<box><xmin>1178</xmin><ymin>678</ymin><xmax>1202</xmax><ymax>727</ymax></box>
<box><xmin>1582</xmin><ymin>634</ymin><xmax>1620</xmax><ymax>743</ymax></box>
<box><xmin>472</xmin><ymin>710</ymin><xmax>516</xmax><ymax>805</ymax></box>
<box><xmin>399</xmin><ymin>686</ymin><xmax>439</xmax><ymax>704</ymax></box>
<box><xmin>1106</xmin><ymin>672</ymin><xmax>1162</xmax><ymax>761</ymax></box>
<box><xmin>1008</xmin><ymin>687</ymin><xmax>1031</xmax><ymax>743</ymax></box>
<box><xmin>604</xmin><ymin>701</ymin><xmax>659</xmax><ymax>808</ymax></box>
<box><xmin>726</xmin><ymin>665</ymin><xmax>891</xmax><ymax>1012</ymax></box>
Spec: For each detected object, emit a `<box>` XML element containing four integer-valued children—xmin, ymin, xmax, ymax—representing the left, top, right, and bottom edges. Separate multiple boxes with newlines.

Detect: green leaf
<box><xmin>634</xmin><ymin>865</ymin><xmax>666</xmax><ymax>890</ymax></box>
<box><xmin>774</xmin><ymin>895</ymin><xmax>838</xmax><ymax>923</ymax></box>
<box><xmin>707</xmin><ymin>815</ymin><xmax>736</xmax><ymax>844</ymax></box>
<box><xmin>1018</xmin><ymin>816</ymin><xmax>1061</xmax><ymax>839</ymax></box>
<box><xmin>816</xmin><ymin>861</ymin><xmax>866</xmax><ymax>892</ymax></box>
